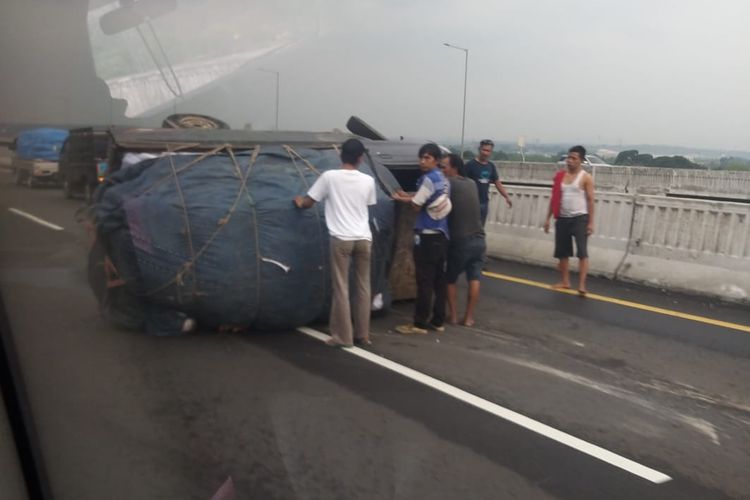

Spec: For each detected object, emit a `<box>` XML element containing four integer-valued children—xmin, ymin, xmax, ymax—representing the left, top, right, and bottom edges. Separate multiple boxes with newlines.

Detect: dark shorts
<box><xmin>446</xmin><ymin>235</ymin><xmax>486</xmax><ymax>283</ymax></box>
<box><xmin>554</xmin><ymin>215</ymin><xmax>589</xmax><ymax>259</ymax></box>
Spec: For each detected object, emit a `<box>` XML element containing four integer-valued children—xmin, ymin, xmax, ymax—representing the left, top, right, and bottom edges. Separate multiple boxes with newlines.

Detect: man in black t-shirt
<box><xmin>465</xmin><ymin>139</ymin><xmax>512</xmax><ymax>226</ymax></box>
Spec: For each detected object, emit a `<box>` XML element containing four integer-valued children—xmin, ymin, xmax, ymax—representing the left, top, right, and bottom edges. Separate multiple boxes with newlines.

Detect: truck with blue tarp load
<box><xmin>11</xmin><ymin>127</ymin><xmax>69</xmax><ymax>187</ymax></box>
<box><xmin>86</xmin><ymin>117</ymin><xmax>424</xmax><ymax>335</ymax></box>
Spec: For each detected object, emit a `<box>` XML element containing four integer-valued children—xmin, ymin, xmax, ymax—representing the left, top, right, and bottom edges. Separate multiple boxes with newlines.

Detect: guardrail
<box><xmin>496</xmin><ymin>162</ymin><xmax>750</xmax><ymax>200</ymax></box>
<box><xmin>485</xmin><ymin>186</ymin><xmax>750</xmax><ymax>303</ymax></box>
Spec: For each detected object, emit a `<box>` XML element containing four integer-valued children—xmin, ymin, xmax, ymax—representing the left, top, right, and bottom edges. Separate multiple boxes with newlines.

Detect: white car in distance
<box><xmin>557</xmin><ymin>154</ymin><xmax>611</xmax><ymax>168</ymax></box>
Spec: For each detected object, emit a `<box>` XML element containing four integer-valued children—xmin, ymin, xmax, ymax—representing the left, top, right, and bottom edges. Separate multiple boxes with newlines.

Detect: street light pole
<box><xmin>258</xmin><ymin>68</ymin><xmax>280</xmax><ymax>130</ymax></box>
<box><xmin>443</xmin><ymin>42</ymin><xmax>469</xmax><ymax>158</ymax></box>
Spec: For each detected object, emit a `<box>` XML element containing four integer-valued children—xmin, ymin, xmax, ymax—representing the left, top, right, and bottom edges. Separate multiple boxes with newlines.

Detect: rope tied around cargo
<box><xmin>105</xmin><ymin>143</ymin><xmax>336</xmax><ymax>330</ymax></box>
<box><xmin>138</xmin><ymin>144</ymin><xmax>230</xmax><ymax>197</ymax></box>
<box><xmin>143</xmin><ymin>145</ymin><xmax>261</xmax><ymax>298</ymax></box>
<box><xmin>285</xmin><ymin>144</ymin><xmax>328</xmax><ymax>311</ymax></box>
<box><xmin>284</xmin><ymin>144</ymin><xmax>323</xmax><ymax>176</ymax></box>
<box><xmin>167</xmin><ymin>152</ymin><xmax>198</xmax><ymax>297</ymax></box>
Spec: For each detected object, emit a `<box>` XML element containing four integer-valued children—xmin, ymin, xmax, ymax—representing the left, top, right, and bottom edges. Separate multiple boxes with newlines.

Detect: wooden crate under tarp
<box><xmin>388</xmin><ymin>202</ymin><xmax>417</xmax><ymax>301</ymax></box>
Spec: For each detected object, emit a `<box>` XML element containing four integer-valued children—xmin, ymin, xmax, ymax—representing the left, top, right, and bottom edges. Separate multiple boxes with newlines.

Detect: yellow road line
<box><xmin>483</xmin><ymin>271</ymin><xmax>750</xmax><ymax>334</ymax></box>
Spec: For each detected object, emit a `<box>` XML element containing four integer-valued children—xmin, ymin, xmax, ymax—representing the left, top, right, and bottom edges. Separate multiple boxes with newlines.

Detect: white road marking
<box><xmin>8</xmin><ymin>208</ymin><xmax>64</xmax><ymax>231</ymax></box>
<box><xmin>471</xmin><ymin>349</ymin><xmax>721</xmax><ymax>446</ymax></box>
<box><xmin>297</xmin><ymin>326</ymin><xmax>673</xmax><ymax>484</ymax></box>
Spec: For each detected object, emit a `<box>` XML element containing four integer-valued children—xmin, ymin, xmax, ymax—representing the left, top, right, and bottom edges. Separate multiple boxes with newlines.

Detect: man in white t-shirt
<box><xmin>294</xmin><ymin>138</ymin><xmax>377</xmax><ymax>347</ymax></box>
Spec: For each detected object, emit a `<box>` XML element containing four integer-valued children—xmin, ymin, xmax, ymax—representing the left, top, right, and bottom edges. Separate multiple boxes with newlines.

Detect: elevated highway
<box><xmin>1</xmin><ymin>169</ymin><xmax>748</xmax><ymax>499</ymax></box>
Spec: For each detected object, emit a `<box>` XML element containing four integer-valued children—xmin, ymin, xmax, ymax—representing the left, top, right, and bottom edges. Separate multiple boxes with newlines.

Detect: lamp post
<box><xmin>258</xmin><ymin>68</ymin><xmax>280</xmax><ymax>130</ymax></box>
<box><xmin>443</xmin><ymin>42</ymin><xmax>469</xmax><ymax>158</ymax></box>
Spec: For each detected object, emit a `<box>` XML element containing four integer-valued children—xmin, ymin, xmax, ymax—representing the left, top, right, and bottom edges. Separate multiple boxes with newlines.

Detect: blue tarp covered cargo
<box><xmin>91</xmin><ymin>145</ymin><xmax>397</xmax><ymax>335</ymax></box>
<box><xmin>15</xmin><ymin>128</ymin><xmax>69</xmax><ymax>161</ymax></box>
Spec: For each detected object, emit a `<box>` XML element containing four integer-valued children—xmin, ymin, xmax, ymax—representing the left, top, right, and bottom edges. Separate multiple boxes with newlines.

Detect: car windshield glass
<box><xmin>87</xmin><ymin>0</ymin><xmax>313</xmax><ymax>117</ymax></box>
<box><xmin>2</xmin><ymin>3</ymin><xmax>750</xmax><ymax>500</ymax></box>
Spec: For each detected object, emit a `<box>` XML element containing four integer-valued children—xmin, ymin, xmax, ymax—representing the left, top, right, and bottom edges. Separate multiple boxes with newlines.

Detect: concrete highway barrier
<box><xmin>485</xmin><ymin>187</ymin><xmax>750</xmax><ymax>303</ymax></box>
<box><xmin>496</xmin><ymin>162</ymin><xmax>750</xmax><ymax>200</ymax></box>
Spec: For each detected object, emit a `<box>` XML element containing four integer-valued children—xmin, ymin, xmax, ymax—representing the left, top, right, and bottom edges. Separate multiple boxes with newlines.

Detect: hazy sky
<box><xmin>19</xmin><ymin>0</ymin><xmax>750</xmax><ymax>152</ymax></box>
<box><xmin>264</xmin><ymin>0</ymin><xmax>750</xmax><ymax>151</ymax></box>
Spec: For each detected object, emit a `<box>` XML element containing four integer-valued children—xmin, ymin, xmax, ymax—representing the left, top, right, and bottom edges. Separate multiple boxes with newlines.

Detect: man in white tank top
<box><xmin>543</xmin><ymin>145</ymin><xmax>595</xmax><ymax>295</ymax></box>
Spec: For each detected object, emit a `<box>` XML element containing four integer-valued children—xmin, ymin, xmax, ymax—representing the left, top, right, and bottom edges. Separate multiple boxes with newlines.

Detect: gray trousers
<box><xmin>329</xmin><ymin>237</ymin><xmax>372</xmax><ymax>345</ymax></box>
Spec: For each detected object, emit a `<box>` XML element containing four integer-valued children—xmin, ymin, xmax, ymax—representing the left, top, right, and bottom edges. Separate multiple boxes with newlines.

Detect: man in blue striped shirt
<box><xmin>392</xmin><ymin>143</ymin><xmax>451</xmax><ymax>335</ymax></box>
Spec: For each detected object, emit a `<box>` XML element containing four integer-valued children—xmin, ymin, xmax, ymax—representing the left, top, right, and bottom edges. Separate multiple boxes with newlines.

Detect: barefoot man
<box><xmin>543</xmin><ymin>145</ymin><xmax>595</xmax><ymax>295</ymax></box>
<box><xmin>441</xmin><ymin>153</ymin><xmax>485</xmax><ymax>326</ymax></box>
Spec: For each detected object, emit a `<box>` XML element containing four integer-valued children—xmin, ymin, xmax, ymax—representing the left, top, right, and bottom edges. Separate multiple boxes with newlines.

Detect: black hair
<box><xmin>479</xmin><ymin>139</ymin><xmax>494</xmax><ymax>148</ymax></box>
<box><xmin>418</xmin><ymin>142</ymin><xmax>442</xmax><ymax>160</ymax></box>
<box><xmin>568</xmin><ymin>145</ymin><xmax>587</xmax><ymax>160</ymax></box>
<box><xmin>445</xmin><ymin>153</ymin><xmax>466</xmax><ymax>177</ymax></box>
<box><xmin>341</xmin><ymin>138</ymin><xmax>366</xmax><ymax>165</ymax></box>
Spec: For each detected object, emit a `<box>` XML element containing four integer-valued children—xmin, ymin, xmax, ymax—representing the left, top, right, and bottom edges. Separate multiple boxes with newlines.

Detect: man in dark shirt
<box><xmin>441</xmin><ymin>153</ymin><xmax>486</xmax><ymax>327</ymax></box>
<box><xmin>465</xmin><ymin>139</ymin><xmax>512</xmax><ymax>226</ymax></box>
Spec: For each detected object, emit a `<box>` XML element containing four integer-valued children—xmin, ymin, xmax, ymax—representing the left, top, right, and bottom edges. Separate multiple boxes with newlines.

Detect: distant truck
<box><xmin>11</xmin><ymin>127</ymin><xmax>68</xmax><ymax>187</ymax></box>
<box><xmin>59</xmin><ymin>127</ymin><xmax>111</xmax><ymax>202</ymax></box>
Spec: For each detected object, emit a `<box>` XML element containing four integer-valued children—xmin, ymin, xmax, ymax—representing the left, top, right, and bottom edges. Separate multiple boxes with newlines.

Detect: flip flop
<box><xmin>354</xmin><ymin>338</ymin><xmax>372</xmax><ymax>346</ymax></box>
<box><xmin>578</xmin><ymin>289</ymin><xmax>588</xmax><ymax>297</ymax></box>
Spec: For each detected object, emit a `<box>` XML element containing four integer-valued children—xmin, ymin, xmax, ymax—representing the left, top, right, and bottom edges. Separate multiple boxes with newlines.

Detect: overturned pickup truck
<box><xmin>89</xmin><ymin>121</ymin><xmax>422</xmax><ymax>335</ymax></box>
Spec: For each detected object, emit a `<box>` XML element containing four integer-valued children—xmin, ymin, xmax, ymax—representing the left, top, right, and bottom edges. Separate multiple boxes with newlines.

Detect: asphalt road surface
<box><xmin>1</xmin><ymin>169</ymin><xmax>749</xmax><ymax>499</ymax></box>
